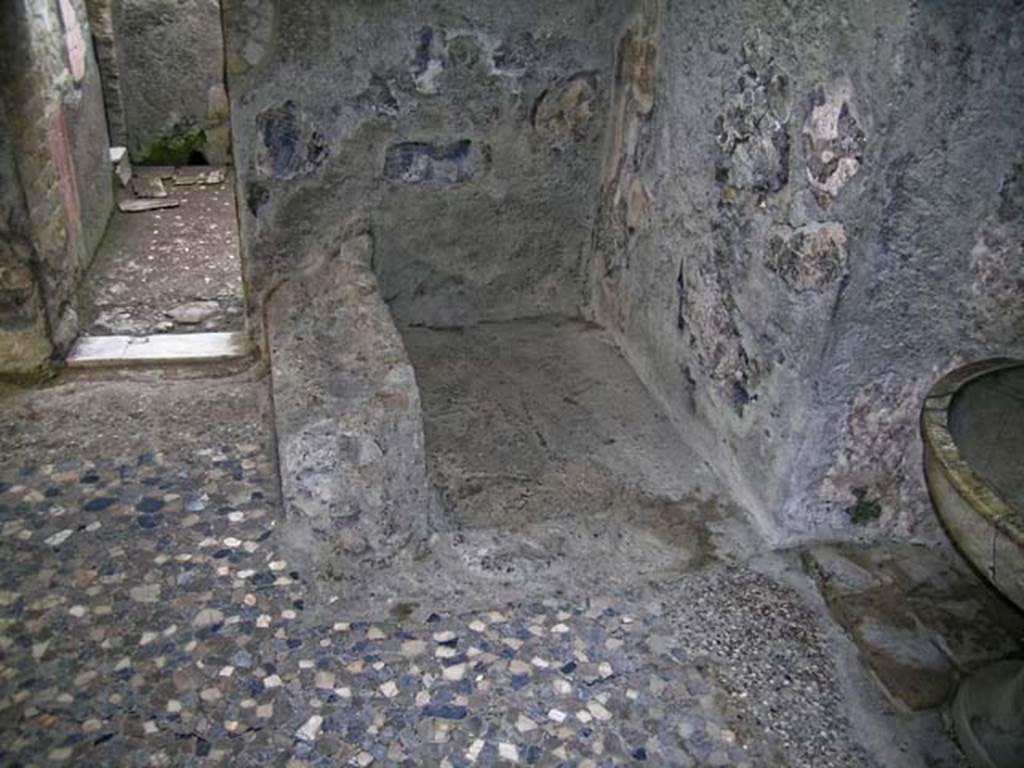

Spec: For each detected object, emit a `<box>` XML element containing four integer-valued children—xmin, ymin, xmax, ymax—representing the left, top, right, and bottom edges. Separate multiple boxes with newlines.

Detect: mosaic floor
<box><xmin>0</xmin><ymin>370</ymin><xmax>982</xmax><ymax>767</ymax></box>
<box><xmin>0</xmin><ymin>416</ymin><xmax>762</xmax><ymax>766</ymax></box>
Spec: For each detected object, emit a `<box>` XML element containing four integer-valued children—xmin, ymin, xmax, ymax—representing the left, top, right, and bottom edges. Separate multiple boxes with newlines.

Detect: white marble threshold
<box><xmin>67</xmin><ymin>332</ymin><xmax>248</xmax><ymax>367</ymax></box>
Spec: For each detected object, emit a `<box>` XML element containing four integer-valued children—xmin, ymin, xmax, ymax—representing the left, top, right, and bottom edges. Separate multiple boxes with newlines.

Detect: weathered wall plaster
<box><xmin>589</xmin><ymin>0</ymin><xmax>1024</xmax><ymax>543</ymax></box>
<box><xmin>222</xmin><ymin>0</ymin><xmax>1023</xmax><ymax>548</ymax></box>
<box><xmin>0</xmin><ymin>97</ymin><xmax>53</xmax><ymax>372</ymax></box>
<box><xmin>221</xmin><ymin>0</ymin><xmax>633</xmax><ymax>329</ymax></box>
<box><xmin>0</xmin><ymin>0</ymin><xmax>113</xmax><ymax>373</ymax></box>
<box><xmin>112</xmin><ymin>0</ymin><xmax>230</xmax><ymax>164</ymax></box>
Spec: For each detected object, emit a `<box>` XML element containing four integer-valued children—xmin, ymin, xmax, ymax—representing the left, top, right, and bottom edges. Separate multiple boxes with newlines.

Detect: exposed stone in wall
<box><xmin>410</xmin><ymin>26</ymin><xmax>447</xmax><ymax>95</ymax></box>
<box><xmin>766</xmin><ymin>222</ymin><xmax>847</xmax><ymax>293</ymax></box>
<box><xmin>676</xmin><ymin>240</ymin><xmax>762</xmax><ymax>417</ymax></box>
<box><xmin>819</xmin><ymin>374</ymin><xmax>934</xmax><ymax>536</ymax></box>
<box><xmin>803</xmin><ymin>81</ymin><xmax>865</xmax><ymax>203</ymax></box>
<box><xmin>591</xmin><ymin>6</ymin><xmax>661</xmax><ymax>289</ymax></box>
<box><xmin>623</xmin><ymin>177</ymin><xmax>652</xmax><ymax>231</ymax></box>
<box><xmin>255</xmin><ymin>101</ymin><xmax>327</xmax><ymax>181</ymax></box>
<box><xmin>224</xmin><ymin>0</ymin><xmax>274</xmax><ymax>75</ymax></box>
<box><xmin>113</xmin><ymin>0</ymin><xmax>230</xmax><ymax>164</ymax></box>
<box><xmin>673</xmin><ymin>31</ymin><xmax>798</xmax><ymax>418</ymax></box>
<box><xmin>533</xmin><ymin>75</ymin><xmax>597</xmax><ymax>148</ymax></box>
<box><xmin>714</xmin><ymin>32</ymin><xmax>791</xmax><ymax>197</ymax></box>
<box><xmin>383</xmin><ymin>140</ymin><xmax>475</xmax><ymax>184</ymax></box>
<box><xmin>619</xmin><ymin>28</ymin><xmax>658</xmax><ymax>117</ymax></box>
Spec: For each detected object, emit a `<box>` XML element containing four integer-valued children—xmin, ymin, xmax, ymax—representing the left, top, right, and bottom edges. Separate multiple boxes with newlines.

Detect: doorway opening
<box><xmin>71</xmin><ymin>0</ymin><xmax>245</xmax><ymax>365</ymax></box>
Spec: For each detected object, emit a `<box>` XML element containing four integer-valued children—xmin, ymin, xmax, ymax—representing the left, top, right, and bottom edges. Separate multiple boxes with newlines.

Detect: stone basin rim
<box><xmin>921</xmin><ymin>357</ymin><xmax>1024</xmax><ymax>550</ymax></box>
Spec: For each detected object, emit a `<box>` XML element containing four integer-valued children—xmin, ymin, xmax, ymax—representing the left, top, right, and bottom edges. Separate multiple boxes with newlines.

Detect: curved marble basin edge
<box><xmin>922</xmin><ymin>357</ymin><xmax>1024</xmax><ymax>611</ymax></box>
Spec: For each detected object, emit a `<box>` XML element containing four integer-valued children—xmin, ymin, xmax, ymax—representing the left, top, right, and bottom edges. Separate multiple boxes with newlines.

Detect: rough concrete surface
<box><xmin>405</xmin><ymin>319</ymin><xmax>720</xmax><ymax>533</ymax></box>
<box><xmin>79</xmin><ymin>167</ymin><xmax>244</xmax><ymax>335</ymax></box>
<box><xmin>268</xmin><ymin>229</ymin><xmax>434</xmax><ymax>582</ymax></box>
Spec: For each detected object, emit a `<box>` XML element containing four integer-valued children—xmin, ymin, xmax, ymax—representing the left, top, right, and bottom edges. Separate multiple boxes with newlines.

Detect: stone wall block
<box><xmin>255</xmin><ymin>101</ymin><xmax>327</xmax><ymax>180</ymax></box>
<box><xmin>533</xmin><ymin>74</ymin><xmax>598</xmax><ymax>146</ymax></box>
<box><xmin>802</xmin><ymin>81</ymin><xmax>865</xmax><ymax>202</ymax></box>
<box><xmin>766</xmin><ymin>222</ymin><xmax>848</xmax><ymax>293</ymax></box>
<box><xmin>382</xmin><ymin>140</ymin><xmax>474</xmax><ymax>184</ymax></box>
<box><xmin>268</xmin><ymin>227</ymin><xmax>433</xmax><ymax>580</ymax></box>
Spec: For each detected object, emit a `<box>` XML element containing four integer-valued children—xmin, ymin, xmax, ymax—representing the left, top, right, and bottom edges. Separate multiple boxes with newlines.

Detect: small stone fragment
<box><xmin>516</xmin><ymin>714</ymin><xmax>537</xmax><ymax>732</ymax></box>
<box><xmin>401</xmin><ymin>639</ymin><xmax>426</xmax><ymax>657</ymax></box>
<box><xmin>443</xmin><ymin>663</ymin><xmax>466</xmax><ymax>682</ymax></box>
<box><xmin>193</xmin><ymin>608</ymin><xmax>224</xmax><ymax>628</ymax></box>
<box><xmin>466</xmin><ymin>739</ymin><xmax>486</xmax><ymax>763</ymax></box>
<box><xmin>45</xmin><ymin>529</ymin><xmax>74</xmax><ymax>547</ymax></box>
<box><xmin>130</xmin><ymin>583</ymin><xmax>161</xmax><ymax>603</ymax></box>
<box><xmin>295</xmin><ymin>714</ymin><xmax>323</xmax><ymax>742</ymax></box>
<box><xmin>314</xmin><ymin>671</ymin><xmax>335</xmax><ymax>689</ymax></box>
<box><xmin>131</xmin><ymin>175</ymin><xmax>168</xmax><ymax>199</ymax></box>
<box><xmin>167</xmin><ymin>301</ymin><xmax>221</xmax><ymax>326</ymax></box>
<box><xmin>498</xmin><ymin>742</ymin><xmax>519</xmax><ymax>764</ymax></box>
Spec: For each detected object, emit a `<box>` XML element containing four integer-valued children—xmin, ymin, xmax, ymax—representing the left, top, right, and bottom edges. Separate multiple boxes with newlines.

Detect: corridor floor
<box><xmin>0</xmin><ymin>354</ymin><xmax>998</xmax><ymax>767</ymax></box>
<box><xmin>78</xmin><ymin>167</ymin><xmax>244</xmax><ymax>337</ymax></box>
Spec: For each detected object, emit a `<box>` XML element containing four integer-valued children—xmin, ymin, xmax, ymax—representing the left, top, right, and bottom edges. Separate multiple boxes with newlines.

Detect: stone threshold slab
<box><xmin>117</xmin><ymin>198</ymin><xmax>180</xmax><ymax>213</ymax></box>
<box><xmin>67</xmin><ymin>332</ymin><xmax>247</xmax><ymax>367</ymax></box>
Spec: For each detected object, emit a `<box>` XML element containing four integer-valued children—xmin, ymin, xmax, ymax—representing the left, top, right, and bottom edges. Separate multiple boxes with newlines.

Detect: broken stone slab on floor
<box><xmin>268</xmin><ymin>227</ymin><xmax>433</xmax><ymax>579</ymax></box>
<box><xmin>130</xmin><ymin>175</ymin><xmax>167</xmax><ymax>199</ymax></box>
<box><xmin>203</xmin><ymin>168</ymin><xmax>226</xmax><ymax>184</ymax></box>
<box><xmin>173</xmin><ymin>167</ymin><xmax>226</xmax><ymax>186</ymax></box>
<box><xmin>165</xmin><ymin>300</ymin><xmax>221</xmax><ymax>325</ymax></box>
<box><xmin>117</xmin><ymin>198</ymin><xmax>180</xmax><ymax>213</ymax></box>
<box><xmin>803</xmin><ymin>542</ymin><xmax>1024</xmax><ymax>711</ymax></box>
<box><xmin>110</xmin><ymin>146</ymin><xmax>132</xmax><ymax>188</ymax></box>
